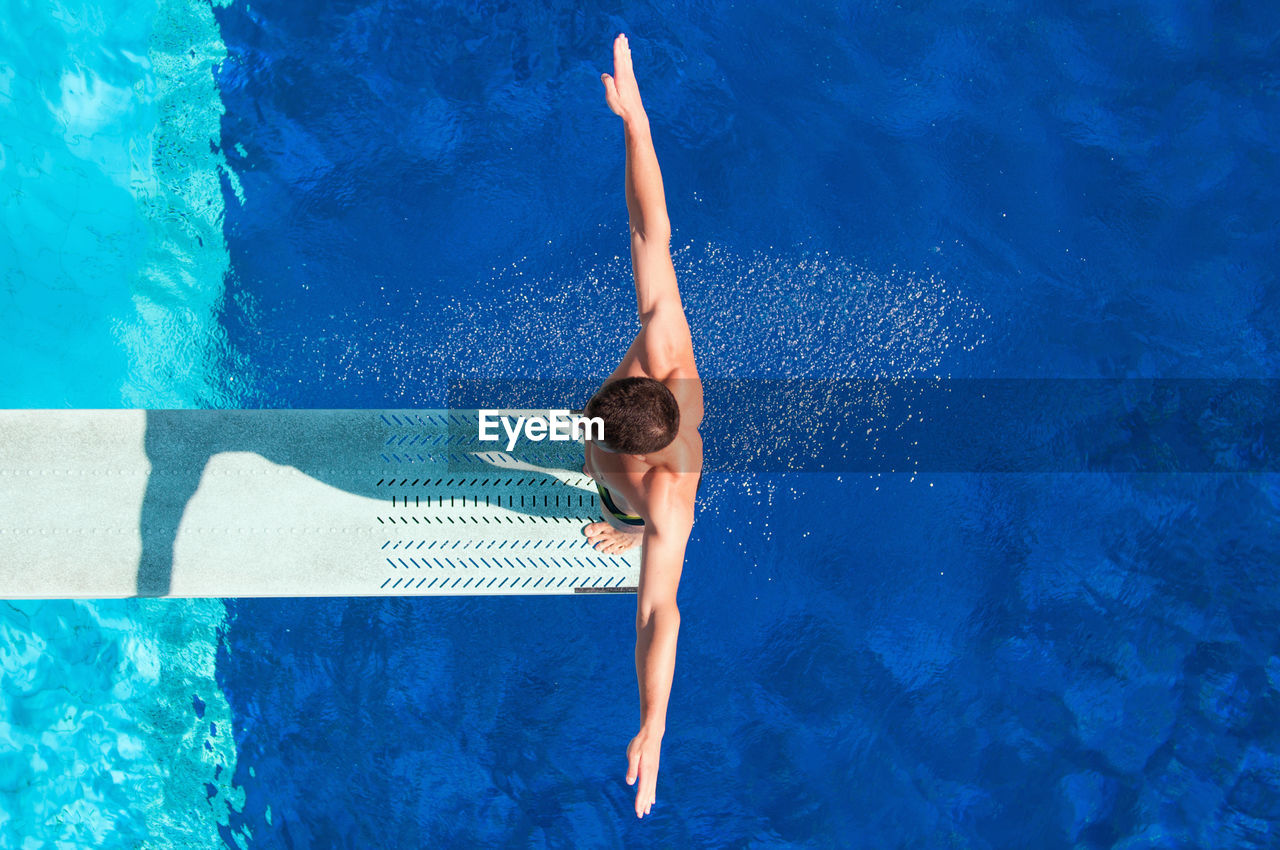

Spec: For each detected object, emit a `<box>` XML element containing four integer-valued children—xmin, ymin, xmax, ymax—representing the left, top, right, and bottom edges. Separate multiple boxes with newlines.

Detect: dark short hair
<box><xmin>585</xmin><ymin>377</ymin><xmax>679</xmax><ymax>454</ymax></box>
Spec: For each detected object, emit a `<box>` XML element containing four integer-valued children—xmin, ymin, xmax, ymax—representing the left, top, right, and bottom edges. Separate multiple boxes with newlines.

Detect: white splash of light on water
<box><xmin>439</xmin><ymin>237</ymin><xmax>987</xmax><ymax>381</ymax></box>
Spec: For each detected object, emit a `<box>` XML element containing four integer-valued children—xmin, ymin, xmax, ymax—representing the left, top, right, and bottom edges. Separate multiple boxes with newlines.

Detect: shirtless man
<box><xmin>583</xmin><ymin>33</ymin><xmax>704</xmax><ymax>820</ymax></box>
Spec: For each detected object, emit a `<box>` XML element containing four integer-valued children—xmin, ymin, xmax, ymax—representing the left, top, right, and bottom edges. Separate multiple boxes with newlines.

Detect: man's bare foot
<box><xmin>584</xmin><ymin>521</ymin><xmax>642</xmax><ymax>554</ymax></box>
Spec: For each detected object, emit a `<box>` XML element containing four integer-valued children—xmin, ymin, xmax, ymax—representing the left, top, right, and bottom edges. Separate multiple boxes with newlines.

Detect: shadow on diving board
<box><xmin>0</xmin><ymin>410</ymin><xmax>639</xmax><ymax>599</ymax></box>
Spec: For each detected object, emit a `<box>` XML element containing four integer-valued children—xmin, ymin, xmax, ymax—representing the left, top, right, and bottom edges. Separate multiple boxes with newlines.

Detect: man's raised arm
<box><xmin>601</xmin><ymin>33</ymin><xmax>683</xmax><ymax>324</ymax></box>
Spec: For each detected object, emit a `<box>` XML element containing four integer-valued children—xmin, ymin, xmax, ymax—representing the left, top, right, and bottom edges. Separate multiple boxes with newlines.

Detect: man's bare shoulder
<box><xmin>638</xmin><ymin>468</ymin><xmax>697</xmax><ymax>530</ymax></box>
<box><xmin>662</xmin><ymin>365</ymin><xmax>703</xmax><ymax>432</ymax></box>
<box><xmin>635</xmin><ymin>435</ymin><xmax>701</xmax><ymax>519</ymax></box>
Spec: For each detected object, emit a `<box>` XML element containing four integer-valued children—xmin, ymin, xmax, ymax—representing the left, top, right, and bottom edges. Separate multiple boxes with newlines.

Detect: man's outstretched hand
<box><xmin>601</xmin><ymin>33</ymin><xmax>647</xmax><ymax>125</ymax></box>
<box><xmin>626</xmin><ymin>726</ymin><xmax>662</xmax><ymax>818</ymax></box>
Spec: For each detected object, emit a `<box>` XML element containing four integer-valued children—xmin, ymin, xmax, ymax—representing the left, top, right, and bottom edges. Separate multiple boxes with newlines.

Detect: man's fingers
<box><xmin>635</xmin><ymin>782</ymin><xmax>654</xmax><ymax>818</ymax></box>
<box><xmin>613</xmin><ymin>34</ymin><xmax>632</xmax><ymax>79</ymax></box>
<box><xmin>601</xmin><ymin>73</ymin><xmax>622</xmax><ymax>116</ymax></box>
<box><xmin>633</xmin><ymin>759</ymin><xmax>657</xmax><ymax>817</ymax></box>
<box><xmin>626</xmin><ymin>748</ymin><xmax>639</xmax><ymax>785</ymax></box>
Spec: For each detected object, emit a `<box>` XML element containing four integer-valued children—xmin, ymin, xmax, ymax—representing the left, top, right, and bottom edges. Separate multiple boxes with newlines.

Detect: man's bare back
<box><xmin>580</xmin><ymin>33</ymin><xmax>703</xmax><ymax>820</ymax></box>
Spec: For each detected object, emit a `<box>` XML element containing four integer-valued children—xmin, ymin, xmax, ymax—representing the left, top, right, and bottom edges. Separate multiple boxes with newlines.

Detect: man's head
<box><xmin>585</xmin><ymin>377</ymin><xmax>679</xmax><ymax>454</ymax></box>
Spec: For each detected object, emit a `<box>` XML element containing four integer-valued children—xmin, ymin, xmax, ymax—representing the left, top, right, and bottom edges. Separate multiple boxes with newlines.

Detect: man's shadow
<box><xmin>137</xmin><ymin>409</ymin><xmax>589</xmax><ymax>597</ymax></box>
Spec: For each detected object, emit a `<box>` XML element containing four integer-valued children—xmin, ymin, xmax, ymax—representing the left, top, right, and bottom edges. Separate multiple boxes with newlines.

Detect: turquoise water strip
<box><xmin>0</xmin><ymin>0</ymin><xmax>246</xmax><ymax>845</ymax></box>
<box><xmin>0</xmin><ymin>0</ymin><xmax>246</xmax><ymax>408</ymax></box>
<box><xmin>0</xmin><ymin>599</ymin><xmax>243</xmax><ymax>845</ymax></box>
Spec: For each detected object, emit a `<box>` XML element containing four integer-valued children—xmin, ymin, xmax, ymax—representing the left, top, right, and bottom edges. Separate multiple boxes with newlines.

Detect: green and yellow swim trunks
<box><xmin>594</xmin><ymin>472</ymin><xmax>704</xmax><ymax>529</ymax></box>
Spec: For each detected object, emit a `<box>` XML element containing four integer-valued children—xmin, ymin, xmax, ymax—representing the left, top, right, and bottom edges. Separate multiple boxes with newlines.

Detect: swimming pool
<box><xmin>2</xmin><ymin>0</ymin><xmax>1278</xmax><ymax>846</ymax></box>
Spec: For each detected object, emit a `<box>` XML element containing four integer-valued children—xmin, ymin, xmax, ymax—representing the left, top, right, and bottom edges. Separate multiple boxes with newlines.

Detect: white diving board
<box><xmin>0</xmin><ymin>410</ymin><xmax>639</xmax><ymax>598</ymax></box>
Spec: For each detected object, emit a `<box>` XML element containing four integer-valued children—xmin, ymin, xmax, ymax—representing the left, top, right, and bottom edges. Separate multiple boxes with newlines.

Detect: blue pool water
<box><xmin>3</xmin><ymin>0</ymin><xmax>1279</xmax><ymax>847</ymax></box>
